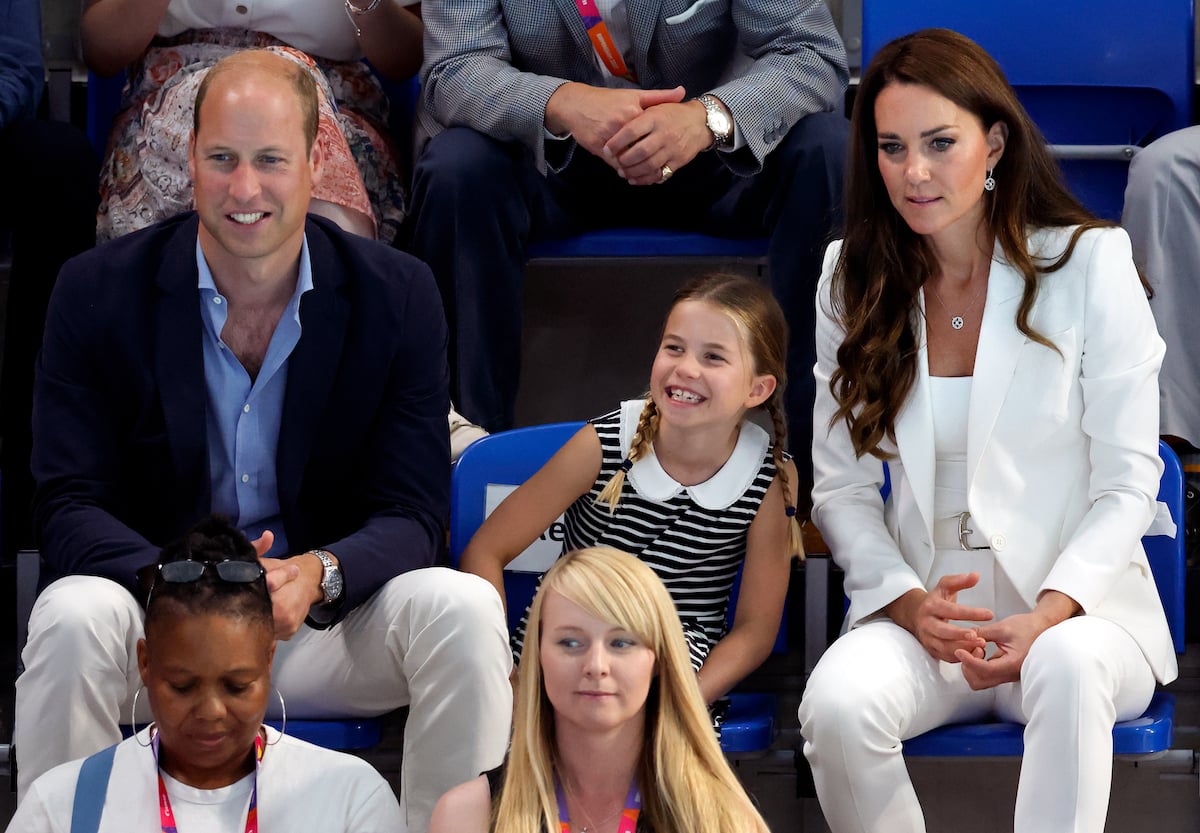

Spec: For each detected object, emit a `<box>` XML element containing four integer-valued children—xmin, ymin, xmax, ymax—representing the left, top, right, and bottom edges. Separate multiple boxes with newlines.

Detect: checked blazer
<box><xmin>418</xmin><ymin>0</ymin><xmax>848</xmax><ymax>175</ymax></box>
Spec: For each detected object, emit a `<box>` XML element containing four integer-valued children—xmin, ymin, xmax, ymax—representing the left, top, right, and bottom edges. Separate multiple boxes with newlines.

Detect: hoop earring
<box><xmin>131</xmin><ymin>686</ymin><xmax>153</xmax><ymax>746</ymax></box>
<box><xmin>268</xmin><ymin>688</ymin><xmax>286</xmax><ymax>745</ymax></box>
<box><xmin>983</xmin><ymin>168</ymin><xmax>996</xmax><ymax>192</ymax></box>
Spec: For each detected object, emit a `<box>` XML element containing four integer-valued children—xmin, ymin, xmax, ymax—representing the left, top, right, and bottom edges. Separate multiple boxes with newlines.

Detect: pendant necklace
<box><xmin>563</xmin><ymin>779</ymin><xmax>621</xmax><ymax>833</ymax></box>
<box><xmin>927</xmin><ymin>278</ymin><xmax>987</xmax><ymax>330</ymax></box>
<box><xmin>557</xmin><ymin>774</ymin><xmax>641</xmax><ymax>833</ymax></box>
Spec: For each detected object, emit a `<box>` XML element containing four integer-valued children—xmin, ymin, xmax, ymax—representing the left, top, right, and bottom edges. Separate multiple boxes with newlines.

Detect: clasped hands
<box><xmin>543</xmin><ymin>82</ymin><xmax>716</xmax><ymax>185</ymax></box>
<box><xmin>889</xmin><ymin>573</ymin><xmax>1063</xmax><ymax>691</ymax></box>
<box><xmin>250</xmin><ymin>530</ymin><xmax>325</xmax><ymax>641</ymax></box>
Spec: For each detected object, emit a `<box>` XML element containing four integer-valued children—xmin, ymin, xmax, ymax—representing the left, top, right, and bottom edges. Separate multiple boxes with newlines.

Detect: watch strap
<box><xmin>698</xmin><ymin>94</ymin><xmax>733</xmax><ymax>149</ymax></box>
<box><xmin>310</xmin><ymin>549</ymin><xmax>343</xmax><ymax>605</ymax></box>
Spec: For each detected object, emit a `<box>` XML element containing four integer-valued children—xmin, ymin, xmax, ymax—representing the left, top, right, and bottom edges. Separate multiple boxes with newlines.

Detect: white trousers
<box><xmin>14</xmin><ymin>568</ymin><xmax>514</xmax><ymax>833</ymax></box>
<box><xmin>798</xmin><ymin>617</ymin><xmax>1156</xmax><ymax>833</ymax></box>
<box><xmin>1122</xmin><ymin>125</ymin><xmax>1200</xmax><ymax>447</ymax></box>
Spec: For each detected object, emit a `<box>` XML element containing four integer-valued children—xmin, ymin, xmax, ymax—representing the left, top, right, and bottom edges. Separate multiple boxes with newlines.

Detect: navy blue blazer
<box><xmin>32</xmin><ymin>213</ymin><xmax>451</xmax><ymax>621</ymax></box>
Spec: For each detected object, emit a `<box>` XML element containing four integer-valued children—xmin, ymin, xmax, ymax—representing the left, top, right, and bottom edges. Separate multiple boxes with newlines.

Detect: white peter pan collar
<box><xmin>617</xmin><ymin>399</ymin><xmax>769</xmax><ymax>510</ymax></box>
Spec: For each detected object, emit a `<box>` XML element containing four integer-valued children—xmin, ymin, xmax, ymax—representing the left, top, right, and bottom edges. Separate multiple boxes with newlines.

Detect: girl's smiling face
<box><xmin>650</xmin><ymin>299</ymin><xmax>776</xmax><ymax>429</ymax></box>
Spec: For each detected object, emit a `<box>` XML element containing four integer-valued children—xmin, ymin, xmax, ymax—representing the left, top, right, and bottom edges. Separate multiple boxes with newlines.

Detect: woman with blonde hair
<box><xmin>430</xmin><ymin>546</ymin><xmax>769</xmax><ymax>833</ymax></box>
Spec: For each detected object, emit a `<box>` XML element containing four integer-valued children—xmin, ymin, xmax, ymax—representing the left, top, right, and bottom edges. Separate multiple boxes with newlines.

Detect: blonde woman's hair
<box><xmin>491</xmin><ymin>547</ymin><xmax>771</xmax><ymax>833</ymax></box>
<box><xmin>596</xmin><ymin>274</ymin><xmax>803</xmax><ymax>557</ymax></box>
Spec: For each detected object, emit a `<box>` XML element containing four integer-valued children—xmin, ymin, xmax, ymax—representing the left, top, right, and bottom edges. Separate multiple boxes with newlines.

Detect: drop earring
<box><xmin>984</xmin><ymin>168</ymin><xmax>996</xmax><ymax>192</ymax></box>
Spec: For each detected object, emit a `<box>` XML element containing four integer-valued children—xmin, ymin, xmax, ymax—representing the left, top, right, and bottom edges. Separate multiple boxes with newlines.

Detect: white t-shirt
<box><xmin>8</xmin><ymin>727</ymin><xmax>405</xmax><ymax>833</ymax></box>
<box><xmin>156</xmin><ymin>0</ymin><xmax>418</xmax><ymax>62</ymax></box>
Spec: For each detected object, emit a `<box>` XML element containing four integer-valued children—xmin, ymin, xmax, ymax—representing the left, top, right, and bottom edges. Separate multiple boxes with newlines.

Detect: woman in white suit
<box><xmin>798</xmin><ymin>28</ymin><xmax>1177</xmax><ymax>833</ymax></box>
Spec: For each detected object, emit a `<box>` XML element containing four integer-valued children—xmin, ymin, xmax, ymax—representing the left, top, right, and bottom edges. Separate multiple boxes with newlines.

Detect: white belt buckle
<box><xmin>957</xmin><ymin>511</ymin><xmax>988</xmax><ymax>551</ymax></box>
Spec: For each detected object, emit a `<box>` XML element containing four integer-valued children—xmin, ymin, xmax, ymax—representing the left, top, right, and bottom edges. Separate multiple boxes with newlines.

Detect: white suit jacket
<box><xmin>812</xmin><ymin>227</ymin><xmax>1178</xmax><ymax>684</ymax></box>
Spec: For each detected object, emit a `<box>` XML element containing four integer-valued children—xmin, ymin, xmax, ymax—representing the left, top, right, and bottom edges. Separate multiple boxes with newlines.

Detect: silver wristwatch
<box><xmin>310</xmin><ymin>549</ymin><xmax>344</xmax><ymax>605</ymax></box>
<box><xmin>698</xmin><ymin>94</ymin><xmax>733</xmax><ymax>149</ymax></box>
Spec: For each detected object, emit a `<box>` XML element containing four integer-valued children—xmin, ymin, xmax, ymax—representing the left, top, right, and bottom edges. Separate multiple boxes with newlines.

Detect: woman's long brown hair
<box><xmin>830</xmin><ymin>28</ymin><xmax>1116</xmax><ymax>459</ymax></box>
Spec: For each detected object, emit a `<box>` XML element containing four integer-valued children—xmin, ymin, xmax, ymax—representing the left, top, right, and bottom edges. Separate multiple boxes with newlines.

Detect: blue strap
<box><xmin>70</xmin><ymin>744</ymin><xmax>117</xmax><ymax>833</ymax></box>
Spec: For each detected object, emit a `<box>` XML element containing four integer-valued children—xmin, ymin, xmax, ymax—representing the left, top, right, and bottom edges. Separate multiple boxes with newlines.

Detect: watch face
<box><xmin>709</xmin><ymin>109</ymin><xmax>732</xmax><ymax>137</ymax></box>
<box><xmin>324</xmin><ymin>568</ymin><xmax>344</xmax><ymax>603</ymax></box>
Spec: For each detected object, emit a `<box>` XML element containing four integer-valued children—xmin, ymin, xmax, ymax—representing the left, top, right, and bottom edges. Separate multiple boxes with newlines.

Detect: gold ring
<box><xmin>660</xmin><ymin>164</ymin><xmax>674</xmax><ymax>182</ymax></box>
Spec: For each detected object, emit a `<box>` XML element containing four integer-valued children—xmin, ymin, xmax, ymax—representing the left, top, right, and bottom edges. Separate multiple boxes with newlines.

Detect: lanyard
<box><xmin>152</xmin><ymin>730</ymin><xmax>265</xmax><ymax>833</ymax></box>
<box><xmin>555</xmin><ymin>777</ymin><xmax>641</xmax><ymax>833</ymax></box>
<box><xmin>572</xmin><ymin>0</ymin><xmax>638</xmax><ymax>83</ymax></box>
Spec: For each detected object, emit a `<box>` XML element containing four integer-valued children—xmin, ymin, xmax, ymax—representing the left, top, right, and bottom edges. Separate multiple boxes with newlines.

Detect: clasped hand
<box><xmin>250</xmin><ymin>530</ymin><xmax>320</xmax><ymax>641</ymax></box>
<box><xmin>896</xmin><ymin>572</ymin><xmax>991</xmax><ymax>664</ymax></box>
<box><xmin>894</xmin><ymin>573</ymin><xmax>1060</xmax><ymax>690</ymax></box>
<box><xmin>544</xmin><ymin>83</ymin><xmax>716</xmax><ymax>184</ymax></box>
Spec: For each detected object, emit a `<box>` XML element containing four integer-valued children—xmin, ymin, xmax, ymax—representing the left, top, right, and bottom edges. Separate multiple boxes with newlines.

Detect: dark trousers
<box><xmin>406</xmin><ymin>111</ymin><xmax>848</xmax><ymax>499</ymax></box>
<box><xmin>0</xmin><ymin>117</ymin><xmax>99</xmax><ymax>557</ymax></box>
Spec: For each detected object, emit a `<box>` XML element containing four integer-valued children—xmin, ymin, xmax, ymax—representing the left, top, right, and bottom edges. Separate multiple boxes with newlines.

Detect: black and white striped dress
<box><xmin>514</xmin><ymin>399</ymin><xmax>778</xmax><ymax>670</ymax></box>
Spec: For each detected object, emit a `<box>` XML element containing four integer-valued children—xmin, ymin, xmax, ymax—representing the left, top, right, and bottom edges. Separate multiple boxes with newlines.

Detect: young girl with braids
<box><xmin>461</xmin><ymin>273</ymin><xmax>802</xmax><ymax>704</ymax></box>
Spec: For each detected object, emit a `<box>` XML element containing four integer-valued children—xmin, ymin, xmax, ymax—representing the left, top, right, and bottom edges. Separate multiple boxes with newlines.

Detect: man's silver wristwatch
<box><xmin>310</xmin><ymin>549</ymin><xmax>344</xmax><ymax>606</ymax></box>
<box><xmin>698</xmin><ymin>94</ymin><xmax>734</xmax><ymax>150</ymax></box>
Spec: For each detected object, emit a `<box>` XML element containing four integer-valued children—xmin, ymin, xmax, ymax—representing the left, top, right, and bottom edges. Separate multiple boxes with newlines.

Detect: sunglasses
<box><xmin>145</xmin><ymin>559</ymin><xmax>267</xmax><ymax>604</ymax></box>
<box><xmin>156</xmin><ymin>559</ymin><xmax>265</xmax><ymax>583</ymax></box>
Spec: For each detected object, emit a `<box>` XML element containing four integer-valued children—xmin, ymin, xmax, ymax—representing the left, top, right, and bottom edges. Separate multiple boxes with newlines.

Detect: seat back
<box><xmin>527</xmin><ymin>230</ymin><xmax>769</xmax><ymax>260</ymax></box>
<box><xmin>449</xmin><ymin>422</ymin><xmax>586</xmax><ymax>633</ymax></box>
<box><xmin>86</xmin><ymin>70</ymin><xmax>126</xmax><ymax>157</ymax></box>
<box><xmin>1149</xmin><ymin>440</ymin><xmax>1187</xmax><ymax>654</ymax></box>
<box><xmin>859</xmin><ymin>0</ymin><xmax>1194</xmax><ymax>219</ymax></box>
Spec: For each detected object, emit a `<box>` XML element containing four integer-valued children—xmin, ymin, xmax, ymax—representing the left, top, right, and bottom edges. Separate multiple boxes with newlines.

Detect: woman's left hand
<box><xmin>954</xmin><ymin>590</ymin><xmax>1081</xmax><ymax>690</ymax></box>
<box><xmin>954</xmin><ymin>612</ymin><xmax>1046</xmax><ymax>689</ymax></box>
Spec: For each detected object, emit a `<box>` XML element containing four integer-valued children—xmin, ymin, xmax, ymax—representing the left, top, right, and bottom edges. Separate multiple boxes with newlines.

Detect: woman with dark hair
<box><xmin>9</xmin><ymin>516</ymin><xmax>403</xmax><ymax>832</ymax></box>
<box><xmin>798</xmin><ymin>28</ymin><xmax>1176</xmax><ymax>833</ymax></box>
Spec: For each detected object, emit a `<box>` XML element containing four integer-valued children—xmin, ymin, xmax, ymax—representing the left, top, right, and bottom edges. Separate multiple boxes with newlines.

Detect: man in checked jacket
<box><xmin>406</xmin><ymin>0</ymin><xmax>849</xmax><ymax>500</ymax></box>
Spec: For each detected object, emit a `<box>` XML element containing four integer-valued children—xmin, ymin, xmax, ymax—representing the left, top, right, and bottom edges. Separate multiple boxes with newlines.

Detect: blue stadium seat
<box><xmin>860</xmin><ymin>0</ymin><xmax>1194</xmax><ymax>220</ymax></box>
<box><xmin>449</xmin><ymin>422</ymin><xmax>782</xmax><ymax>754</ymax></box>
<box><xmin>528</xmin><ymin>229</ymin><xmax>768</xmax><ymax>260</ymax></box>
<box><xmin>86</xmin><ymin>70</ymin><xmax>125</xmax><ymax>157</ymax></box>
<box><xmin>901</xmin><ymin>441</ymin><xmax>1186</xmax><ymax>758</ymax></box>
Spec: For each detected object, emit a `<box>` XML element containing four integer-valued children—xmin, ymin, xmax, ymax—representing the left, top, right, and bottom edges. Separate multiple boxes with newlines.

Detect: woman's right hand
<box><xmin>885</xmin><ymin>573</ymin><xmax>993</xmax><ymax>662</ymax></box>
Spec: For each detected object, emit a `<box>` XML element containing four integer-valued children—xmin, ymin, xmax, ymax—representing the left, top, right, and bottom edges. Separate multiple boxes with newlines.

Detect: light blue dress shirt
<box><xmin>197</xmin><ymin>237</ymin><xmax>314</xmax><ymax>558</ymax></box>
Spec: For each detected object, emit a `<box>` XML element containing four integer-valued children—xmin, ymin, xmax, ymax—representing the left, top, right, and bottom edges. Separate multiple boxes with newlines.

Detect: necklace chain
<box><xmin>927</xmin><ymin>279</ymin><xmax>987</xmax><ymax>331</ymax></box>
<box><xmin>561</xmin><ymin>775</ymin><xmax>625</xmax><ymax>833</ymax></box>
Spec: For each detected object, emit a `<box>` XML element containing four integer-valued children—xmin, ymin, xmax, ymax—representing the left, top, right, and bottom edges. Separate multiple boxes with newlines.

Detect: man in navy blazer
<box><xmin>408</xmin><ymin>0</ymin><xmax>849</xmax><ymax>499</ymax></box>
<box><xmin>15</xmin><ymin>50</ymin><xmax>512</xmax><ymax>832</ymax></box>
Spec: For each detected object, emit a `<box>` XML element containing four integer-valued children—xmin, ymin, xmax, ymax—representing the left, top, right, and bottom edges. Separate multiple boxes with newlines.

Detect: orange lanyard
<box><xmin>573</xmin><ymin>0</ymin><xmax>638</xmax><ymax>83</ymax></box>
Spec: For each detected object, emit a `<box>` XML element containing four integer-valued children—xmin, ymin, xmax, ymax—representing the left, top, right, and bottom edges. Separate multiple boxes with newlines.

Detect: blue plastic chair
<box><xmin>449</xmin><ymin>422</ymin><xmax>781</xmax><ymax>754</ymax></box>
<box><xmin>902</xmin><ymin>440</ymin><xmax>1186</xmax><ymax>758</ymax></box>
<box><xmin>528</xmin><ymin>230</ymin><xmax>768</xmax><ymax>260</ymax></box>
<box><xmin>86</xmin><ymin>70</ymin><xmax>126</xmax><ymax>158</ymax></box>
<box><xmin>859</xmin><ymin>0</ymin><xmax>1194</xmax><ymax>220</ymax></box>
